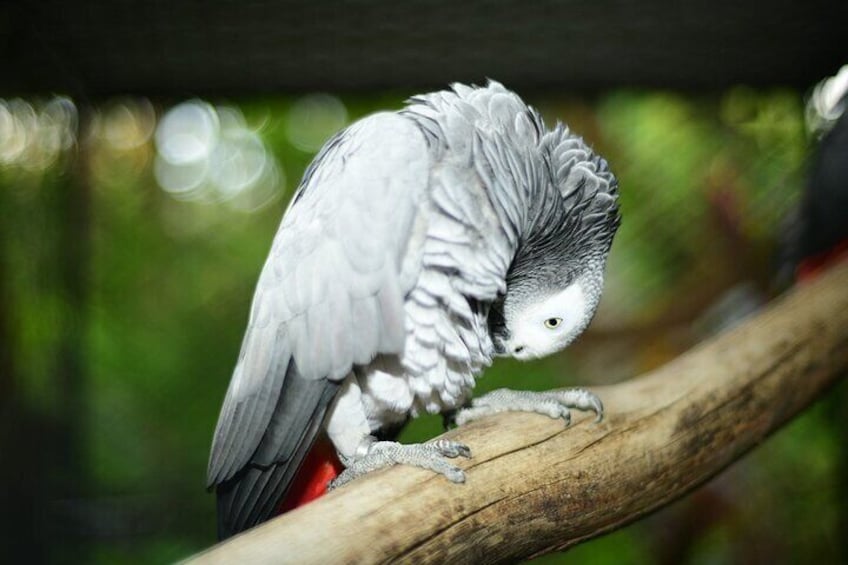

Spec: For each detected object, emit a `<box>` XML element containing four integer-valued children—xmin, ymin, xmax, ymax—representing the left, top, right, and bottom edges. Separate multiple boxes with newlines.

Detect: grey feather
<box><xmin>216</xmin><ymin>363</ymin><xmax>339</xmax><ymax>538</ymax></box>
<box><xmin>208</xmin><ymin>113</ymin><xmax>431</xmax><ymax>499</ymax></box>
<box><xmin>209</xmin><ymin>80</ymin><xmax>620</xmax><ymax>539</ymax></box>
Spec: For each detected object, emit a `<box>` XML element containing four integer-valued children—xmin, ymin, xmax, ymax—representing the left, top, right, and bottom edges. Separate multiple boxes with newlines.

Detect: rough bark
<box><xmin>189</xmin><ymin>262</ymin><xmax>848</xmax><ymax>564</ymax></box>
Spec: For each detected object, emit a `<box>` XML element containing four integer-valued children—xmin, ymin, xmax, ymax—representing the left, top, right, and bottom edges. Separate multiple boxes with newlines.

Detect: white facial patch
<box><xmin>506</xmin><ymin>282</ymin><xmax>590</xmax><ymax>360</ymax></box>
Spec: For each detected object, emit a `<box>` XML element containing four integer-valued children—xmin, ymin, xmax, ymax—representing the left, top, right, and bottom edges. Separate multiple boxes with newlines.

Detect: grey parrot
<box><xmin>207</xmin><ymin>81</ymin><xmax>620</xmax><ymax>539</ymax></box>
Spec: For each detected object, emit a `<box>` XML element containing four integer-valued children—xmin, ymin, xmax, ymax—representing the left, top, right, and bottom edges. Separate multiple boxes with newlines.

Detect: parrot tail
<box><xmin>276</xmin><ymin>435</ymin><xmax>344</xmax><ymax>514</ymax></box>
<box><xmin>214</xmin><ymin>363</ymin><xmax>340</xmax><ymax>540</ymax></box>
<box><xmin>215</xmin><ymin>435</ymin><xmax>342</xmax><ymax>539</ymax></box>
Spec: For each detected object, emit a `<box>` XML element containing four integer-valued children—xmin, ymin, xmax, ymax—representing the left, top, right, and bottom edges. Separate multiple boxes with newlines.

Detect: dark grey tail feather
<box><xmin>217</xmin><ymin>466</ymin><xmax>281</xmax><ymax>539</ymax></box>
<box><xmin>215</xmin><ymin>363</ymin><xmax>340</xmax><ymax>539</ymax></box>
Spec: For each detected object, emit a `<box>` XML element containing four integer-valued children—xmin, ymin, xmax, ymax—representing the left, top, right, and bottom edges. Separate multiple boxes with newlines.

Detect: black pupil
<box><xmin>548</xmin><ymin>318</ymin><xmax>558</xmax><ymax>326</ymax></box>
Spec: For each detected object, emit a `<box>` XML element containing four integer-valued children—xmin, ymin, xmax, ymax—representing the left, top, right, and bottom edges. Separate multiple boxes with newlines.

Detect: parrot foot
<box><xmin>327</xmin><ymin>438</ymin><xmax>471</xmax><ymax>490</ymax></box>
<box><xmin>454</xmin><ymin>387</ymin><xmax>603</xmax><ymax>426</ymax></box>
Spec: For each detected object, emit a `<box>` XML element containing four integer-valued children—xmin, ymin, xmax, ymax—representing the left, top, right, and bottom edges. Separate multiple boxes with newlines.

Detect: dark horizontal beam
<box><xmin>3</xmin><ymin>1</ymin><xmax>847</xmax><ymax>98</ymax></box>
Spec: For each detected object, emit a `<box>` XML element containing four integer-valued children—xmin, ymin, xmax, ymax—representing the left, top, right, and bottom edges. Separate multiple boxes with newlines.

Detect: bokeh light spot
<box><xmin>153</xmin><ymin>100</ymin><xmax>283</xmax><ymax>210</ymax></box>
<box><xmin>285</xmin><ymin>94</ymin><xmax>348</xmax><ymax>152</ymax></box>
<box><xmin>155</xmin><ymin>101</ymin><xmax>220</xmax><ymax>165</ymax></box>
<box><xmin>0</xmin><ymin>96</ymin><xmax>78</xmax><ymax>170</ymax></box>
<box><xmin>98</xmin><ymin>98</ymin><xmax>157</xmax><ymax>151</ymax></box>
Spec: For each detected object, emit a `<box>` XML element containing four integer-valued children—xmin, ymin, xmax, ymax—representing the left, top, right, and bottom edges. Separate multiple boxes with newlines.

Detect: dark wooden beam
<box><xmin>3</xmin><ymin>1</ymin><xmax>847</xmax><ymax>98</ymax></box>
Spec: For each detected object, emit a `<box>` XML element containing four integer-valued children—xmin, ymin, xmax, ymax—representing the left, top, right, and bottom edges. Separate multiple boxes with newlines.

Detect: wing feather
<box><xmin>207</xmin><ymin>113</ymin><xmax>431</xmax><ymax>535</ymax></box>
<box><xmin>216</xmin><ymin>363</ymin><xmax>339</xmax><ymax>538</ymax></box>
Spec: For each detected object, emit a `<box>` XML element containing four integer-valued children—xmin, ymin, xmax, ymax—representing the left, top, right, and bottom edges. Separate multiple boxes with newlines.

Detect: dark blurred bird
<box><xmin>780</xmin><ymin>65</ymin><xmax>848</xmax><ymax>284</ymax></box>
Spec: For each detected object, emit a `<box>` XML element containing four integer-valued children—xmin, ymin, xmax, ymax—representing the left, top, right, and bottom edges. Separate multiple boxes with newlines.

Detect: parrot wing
<box><xmin>207</xmin><ymin>112</ymin><xmax>431</xmax><ymax>536</ymax></box>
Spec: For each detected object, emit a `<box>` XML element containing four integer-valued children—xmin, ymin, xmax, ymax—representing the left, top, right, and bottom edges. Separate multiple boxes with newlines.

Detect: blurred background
<box><xmin>2</xmin><ymin>2</ymin><xmax>847</xmax><ymax>563</ymax></box>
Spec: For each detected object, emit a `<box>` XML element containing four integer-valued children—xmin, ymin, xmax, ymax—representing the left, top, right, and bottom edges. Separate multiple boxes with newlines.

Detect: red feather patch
<box><xmin>276</xmin><ymin>435</ymin><xmax>344</xmax><ymax>514</ymax></box>
<box><xmin>797</xmin><ymin>239</ymin><xmax>848</xmax><ymax>283</ymax></box>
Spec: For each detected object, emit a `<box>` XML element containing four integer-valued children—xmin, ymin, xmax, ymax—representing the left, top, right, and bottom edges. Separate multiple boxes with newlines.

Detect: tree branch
<box><xmin>189</xmin><ymin>263</ymin><xmax>848</xmax><ymax>564</ymax></box>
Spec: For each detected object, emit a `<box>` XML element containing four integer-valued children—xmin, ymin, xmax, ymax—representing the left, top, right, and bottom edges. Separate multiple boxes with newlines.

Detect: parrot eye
<box><xmin>544</xmin><ymin>317</ymin><xmax>562</xmax><ymax>329</ymax></box>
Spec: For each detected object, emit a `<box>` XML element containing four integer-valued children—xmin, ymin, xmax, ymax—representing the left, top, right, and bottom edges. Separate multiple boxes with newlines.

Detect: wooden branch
<box><xmin>189</xmin><ymin>263</ymin><xmax>848</xmax><ymax>564</ymax></box>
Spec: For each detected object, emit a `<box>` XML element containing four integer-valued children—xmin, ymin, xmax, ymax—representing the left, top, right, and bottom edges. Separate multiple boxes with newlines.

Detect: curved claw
<box><xmin>551</xmin><ymin>388</ymin><xmax>604</xmax><ymax>423</ymax></box>
<box><xmin>431</xmin><ymin>439</ymin><xmax>472</xmax><ymax>459</ymax></box>
<box><xmin>589</xmin><ymin>395</ymin><xmax>604</xmax><ymax>423</ymax></box>
<box><xmin>442</xmin><ymin>466</ymin><xmax>466</xmax><ymax>484</ymax></box>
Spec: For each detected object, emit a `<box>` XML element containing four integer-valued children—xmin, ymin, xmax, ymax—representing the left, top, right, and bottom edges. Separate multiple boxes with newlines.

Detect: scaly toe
<box><xmin>444</xmin><ymin>466</ymin><xmax>466</xmax><ymax>483</ymax></box>
<box><xmin>554</xmin><ymin>389</ymin><xmax>604</xmax><ymax>422</ymax></box>
<box><xmin>430</xmin><ymin>439</ymin><xmax>472</xmax><ymax>459</ymax></box>
<box><xmin>327</xmin><ymin>473</ymin><xmax>348</xmax><ymax>491</ymax></box>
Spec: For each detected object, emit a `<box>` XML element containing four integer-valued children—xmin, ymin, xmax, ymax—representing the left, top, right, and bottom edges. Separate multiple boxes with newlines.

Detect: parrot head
<box><xmin>490</xmin><ymin>263</ymin><xmax>607</xmax><ymax>360</ymax></box>
<box><xmin>489</xmin><ymin>134</ymin><xmax>620</xmax><ymax>361</ymax></box>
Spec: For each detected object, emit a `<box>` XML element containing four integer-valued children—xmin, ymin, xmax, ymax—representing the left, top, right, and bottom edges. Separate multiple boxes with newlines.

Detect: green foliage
<box><xmin>2</xmin><ymin>87</ymin><xmax>840</xmax><ymax>564</ymax></box>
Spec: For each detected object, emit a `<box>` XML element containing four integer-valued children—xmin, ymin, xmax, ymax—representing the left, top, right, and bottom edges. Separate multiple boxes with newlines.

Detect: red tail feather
<box><xmin>276</xmin><ymin>435</ymin><xmax>344</xmax><ymax>515</ymax></box>
<box><xmin>796</xmin><ymin>239</ymin><xmax>848</xmax><ymax>283</ymax></box>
